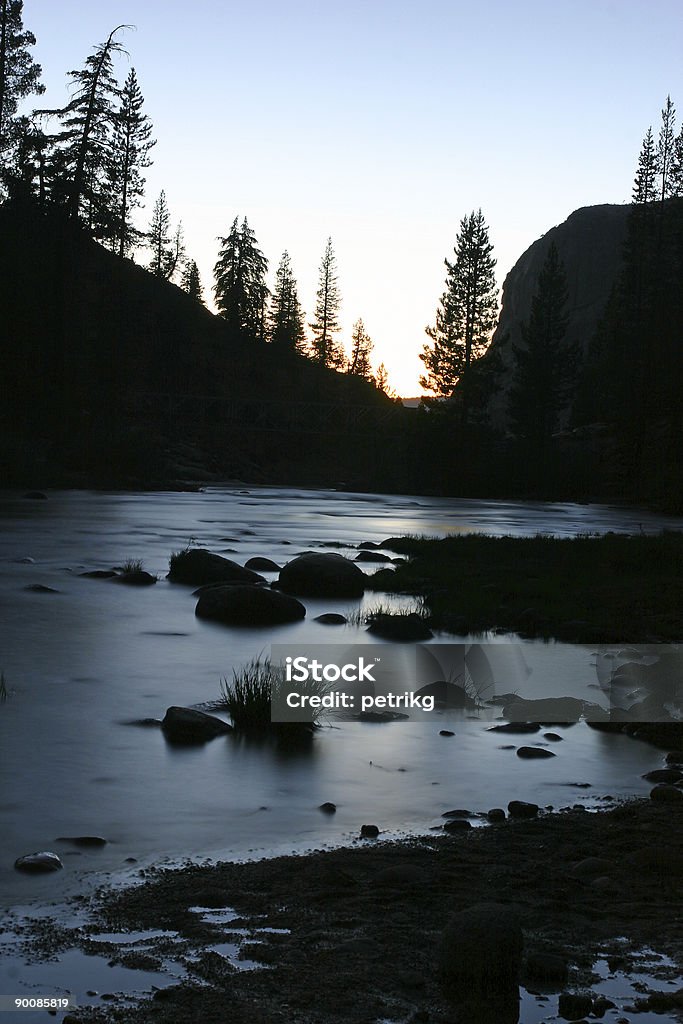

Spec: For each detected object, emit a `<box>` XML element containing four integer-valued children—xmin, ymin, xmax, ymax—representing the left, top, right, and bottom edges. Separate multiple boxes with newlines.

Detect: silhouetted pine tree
<box><xmin>268</xmin><ymin>251</ymin><xmax>305</xmax><ymax>350</ymax></box>
<box><xmin>309</xmin><ymin>237</ymin><xmax>344</xmax><ymax>368</ymax></box>
<box><xmin>37</xmin><ymin>26</ymin><xmax>129</xmax><ymax>228</ymax></box>
<box><xmin>657</xmin><ymin>95</ymin><xmax>677</xmax><ymax>201</ymax></box>
<box><xmin>347</xmin><ymin>318</ymin><xmax>373</xmax><ymax>379</ymax></box>
<box><xmin>148</xmin><ymin>190</ymin><xmax>172</xmax><ymax>277</ymax></box>
<box><xmin>0</xmin><ymin>0</ymin><xmax>44</xmax><ymax>189</ymax></box>
<box><xmin>181</xmin><ymin>259</ymin><xmax>204</xmax><ymax>304</ymax></box>
<box><xmin>108</xmin><ymin>68</ymin><xmax>155</xmax><ymax>256</ymax></box>
<box><xmin>633</xmin><ymin>127</ymin><xmax>657</xmax><ymax>203</ymax></box>
<box><xmin>508</xmin><ymin>243</ymin><xmax>576</xmax><ymax>446</ymax></box>
<box><xmin>213</xmin><ymin>216</ymin><xmax>269</xmax><ymax>343</ymax></box>
<box><xmin>420</xmin><ymin>209</ymin><xmax>497</xmax><ymax>421</ymax></box>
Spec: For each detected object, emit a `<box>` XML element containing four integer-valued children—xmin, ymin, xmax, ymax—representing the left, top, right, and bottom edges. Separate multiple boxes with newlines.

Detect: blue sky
<box><xmin>26</xmin><ymin>0</ymin><xmax>683</xmax><ymax>394</ymax></box>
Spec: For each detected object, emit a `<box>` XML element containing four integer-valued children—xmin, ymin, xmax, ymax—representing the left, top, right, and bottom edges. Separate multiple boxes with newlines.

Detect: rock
<box><xmin>571</xmin><ymin>857</ymin><xmax>613</xmax><ymax>878</ymax></box>
<box><xmin>80</xmin><ymin>569</ymin><xmax>118</xmax><ymax>579</ymax></box>
<box><xmin>487</xmin><ymin>808</ymin><xmax>506</xmax><ymax>822</ymax></box>
<box><xmin>356</xmin><ymin>710</ymin><xmax>409</xmax><ymax>722</ymax></box>
<box><xmin>593</xmin><ymin>995</ymin><xmax>616</xmax><ymax>1015</ymax></box>
<box><xmin>367</xmin><ymin>613</ymin><xmax>433</xmax><ymax>641</ymax></box>
<box><xmin>507</xmin><ymin>800</ymin><xmax>539</xmax><ymax>819</ymax></box>
<box><xmin>111</xmin><ymin>571</ymin><xmax>157</xmax><ymax>586</ymax></box>
<box><xmin>443</xmin><ymin>819</ymin><xmax>472</xmax><ymax>833</ymax></box>
<box><xmin>354</xmin><ymin>550</ymin><xmax>394</xmax><ymax>563</ymax></box>
<box><xmin>195</xmin><ymin>584</ymin><xmax>306</xmax><ymax>625</ymax></box>
<box><xmin>525</xmin><ymin>952</ymin><xmax>569</xmax><ymax>985</ymax></box>
<box><xmin>15</xmin><ymin>851</ymin><xmax>63</xmax><ymax>873</ymax></box>
<box><xmin>168</xmin><ymin>548</ymin><xmax>265</xmax><ymax>586</ymax></box>
<box><xmin>56</xmin><ymin>836</ymin><xmax>107</xmax><ymax>848</ymax></box>
<box><xmin>544</xmin><ymin>732</ymin><xmax>563</xmax><ymax>741</ymax></box>
<box><xmin>24</xmin><ymin>584</ymin><xmax>60</xmax><ymax>593</ymax></box>
<box><xmin>558</xmin><ymin>992</ymin><xmax>593</xmax><ymax>1019</ymax></box>
<box><xmin>442</xmin><ymin>809</ymin><xmax>473</xmax><ymax>818</ymax></box>
<box><xmin>161</xmin><ymin>706</ymin><xmax>233</xmax><ymax>743</ymax></box>
<box><xmin>643</xmin><ymin>768</ymin><xmax>683</xmax><ymax>783</ymax></box>
<box><xmin>314</xmin><ymin>613</ymin><xmax>347</xmax><ymax>625</ymax></box>
<box><xmin>360</xmin><ymin>824</ymin><xmax>380</xmax><ymax>838</ymax></box>
<box><xmin>23</xmin><ymin>490</ymin><xmax>48</xmax><ymax>499</ymax></box>
<box><xmin>319</xmin><ymin>802</ymin><xmax>337</xmax><ymax>814</ymax></box>
<box><xmin>277</xmin><ymin>553</ymin><xmax>366</xmax><ymax>598</ymax></box>
<box><xmin>415</xmin><ymin>681</ymin><xmax>476</xmax><ymax>708</ymax></box>
<box><xmin>358</xmin><ymin>541</ymin><xmax>381</xmax><ymax>549</ymax></box>
<box><xmin>440</xmin><ymin>903</ymin><xmax>523</xmax><ymax>997</ymax></box>
<box><xmin>245</xmin><ymin>557</ymin><xmax>281</xmax><ymax>571</ymax></box>
<box><xmin>502</xmin><ymin>696</ymin><xmax>585</xmax><ymax>722</ymax></box>
<box><xmin>488</xmin><ymin>722</ymin><xmax>541</xmax><ymax>734</ymax></box>
<box><xmin>439</xmin><ymin>729</ymin><xmax>455</xmax><ymax>737</ymax></box>
<box><xmin>650</xmin><ymin>784</ymin><xmax>683</xmax><ymax>803</ymax></box>
<box><xmin>516</xmin><ymin>746</ymin><xmax>556</xmax><ymax>759</ymax></box>
<box><xmin>375</xmin><ymin>864</ymin><xmax>423</xmax><ymax>885</ymax></box>
<box><xmin>665</xmin><ymin>751</ymin><xmax>683</xmax><ymax>765</ymax></box>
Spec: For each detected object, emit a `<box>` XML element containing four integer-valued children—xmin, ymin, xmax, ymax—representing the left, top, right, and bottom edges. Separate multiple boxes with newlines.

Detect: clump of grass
<box><xmin>346</xmin><ymin>599</ymin><xmax>428</xmax><ymax>627</ymax></box>
<box><xmin>120</xmin><ymin>558</ymin><xmax>145</xmax><ymax>574</ymax></box>
<box><xmin>219</xmin><ymin>657</ymin><xmax>329</xmax><ymax>732</ymax></box>
<box><xmin>0</xmin><ymin>671</ymin><xmax>8</xmax><ymax>703</ymax></box>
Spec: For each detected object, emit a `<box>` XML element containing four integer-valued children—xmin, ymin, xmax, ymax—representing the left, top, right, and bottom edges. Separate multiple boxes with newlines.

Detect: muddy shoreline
<box><xmin>17</xmin><ymin>797</ymin><xmax>682</xmax><ymax>1024</ymax></box>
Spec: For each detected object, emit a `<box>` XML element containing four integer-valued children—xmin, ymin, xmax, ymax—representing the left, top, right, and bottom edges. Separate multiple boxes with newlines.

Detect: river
<box><xmin>1</xmin><ymin>486</ymin><xmax>682</xmax><ymax>908</ymax></box>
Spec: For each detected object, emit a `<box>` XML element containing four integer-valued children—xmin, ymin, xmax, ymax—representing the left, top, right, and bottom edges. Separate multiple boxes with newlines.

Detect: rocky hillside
<box><xmin>485</xmin><ymin>204</ymin><xmax>630</xmax><ymax>428</ymax></box>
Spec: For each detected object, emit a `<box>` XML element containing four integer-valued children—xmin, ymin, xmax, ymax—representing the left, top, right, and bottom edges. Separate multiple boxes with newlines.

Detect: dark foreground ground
<box><xmin>42</xmin><ymin>798</ymin><xmax>683</xmax><ymax>1024</ymax></box>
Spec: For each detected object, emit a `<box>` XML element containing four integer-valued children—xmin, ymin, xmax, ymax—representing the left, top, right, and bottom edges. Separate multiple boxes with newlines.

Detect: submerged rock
<box><xmin>516</xmin><ymin>746</ymin><xmax>556</xmax><ymax>759</ymax></box>
<box><xmin>502</xmin><ymin>696</ymin><xmax>585</xmax><ymax>722</ymax></box>
<box><xmin>367</xmin><ymin>613</ymin><xmax>433</xmax><ymax>641</ymax></box>
<box><xmin>415</xmin><ymin>681</ymin><xmax>476</xmax><ymax>708</ymax></box>
<box><xmin>111</xmin><ymin>571</ymin><xmax>157</xmax><ymax>586</ymax></box>
<box><xmin>489</xmin><ymin>722</ymin><xmax>541</xmax><ymax>734</ymax></box>
<box><xmin>195</xmin><ymin>584</ymin><xmax>306</xmax><ymax>625</ymax></box>
<box><xmin>277</xmin><ymin>553</ymin><xmax>366</xmax><ymax>598</ymax></box>
<box><xmin>319</xmin><ymin>802</ymin><xmax>337</xmax><ymax>814</ymax></box>
<box><xmin>24</xmin><ymin>584</ymin><xmax>60</xmax><ymax>593</ymax></box>
<box><xmin>56</xmin><ymin>836</ymin><xmax>107</xmax><ymax>848</ymax></box>
<box><xmin>168</xmin><ymin>548</ymin><xmax>264</xmax><ymax>586</ymax></box>
<box><xmin>314</xmin><ymin>613</ymin><xmax>347</xmax><ymax>625</ymax></box>
<box><xmin>15</xmin><ymin>851</ymin><xmax>63</xmax><ymax>873</ymax></box>
<box><xmin>80</xmin><ymin>569</ymin><xmax>118</xmax><ymax>579</ymax></box>
<box><xmin>23</xmin><ymin>491</ymin><xmax>47</xmax><ymax>499</ymax></box>
<box><xmin>161</xmin><ymin>706</ymin><xmax>233</xmax><ymax>743</ymax></box>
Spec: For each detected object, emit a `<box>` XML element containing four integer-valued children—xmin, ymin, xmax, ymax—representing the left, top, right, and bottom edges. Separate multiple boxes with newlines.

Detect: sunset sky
<box><xmin>27</xmin><ymin>0</ymin><xmax>683</xmax><ymax>395</ymax></box>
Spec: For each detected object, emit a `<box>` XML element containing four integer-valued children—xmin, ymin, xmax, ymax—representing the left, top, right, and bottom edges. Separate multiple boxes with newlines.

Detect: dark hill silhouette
<box><xmin>0</xmin><ymin>201</ymin><xmax>403</xmax><ymax>489</ymax></box>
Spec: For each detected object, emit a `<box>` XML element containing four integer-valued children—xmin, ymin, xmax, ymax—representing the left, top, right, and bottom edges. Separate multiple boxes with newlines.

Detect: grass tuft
<box><xmin>219</xmin><ymin>657</ymin><xmax>329</xmax><ymax>732</ymax></box>
<box><xmin>120</xmin><ymin>558</ymin><xmax>145</xmax><ymax>574</ymax></box>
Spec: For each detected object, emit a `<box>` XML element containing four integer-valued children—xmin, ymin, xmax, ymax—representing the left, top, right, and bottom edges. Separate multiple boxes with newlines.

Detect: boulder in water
<box><xmin>195</xmin><ymin>584</ymin><xmax>306</xmax><ymax>625</ymax></box>
<box><xmin>278</xmin><ymin>553</ymin><xmax>366</xmax><ymax>598</ymax></box>
<box><xmin>168</xmin><ymin>548</ymin><xmax>264</xmax><ymax>586</ymax></box>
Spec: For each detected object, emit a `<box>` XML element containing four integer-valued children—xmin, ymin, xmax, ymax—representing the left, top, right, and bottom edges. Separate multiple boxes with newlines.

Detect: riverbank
<box><xmin>36</xmin><ymin>797</ymin><xmax>683</xmax><ymax>1024</ymax></box>
<box><xmin>368</xmin><ymin>531</ymin><xmax>683</xmax><ymax>643</ymax></box>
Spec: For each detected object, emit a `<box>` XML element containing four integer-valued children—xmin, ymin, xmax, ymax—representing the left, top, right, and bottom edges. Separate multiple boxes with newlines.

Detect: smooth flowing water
<box><xmin>1</xmin><ymin>486</ymin><xmax>682</xmax><ymax>907</ymax></box>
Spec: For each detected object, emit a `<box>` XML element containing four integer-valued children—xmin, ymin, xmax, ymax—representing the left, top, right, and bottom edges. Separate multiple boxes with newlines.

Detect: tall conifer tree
<box><xmin>214</xmin><ymin>217</ymin><xmax>269</xmax><ymax>342</ymax></box>
<box><xmin>309</xmin><ymin>237</ymin><xmax>344</xmax><ymax>368</ymax></box>
<box><xmin>108</xmin><ymin>68</ymin><xmax>155</xmax><ymax>256</ymax></box>
<box><xmin>0</xmin><ymin>0</ymin><xmax>44</xmax><ymax>181</ymax></box>
<box><xmin>269</xmin><ymin>251</ymin><xmax>305</xmax><ymax>350</ymax></box>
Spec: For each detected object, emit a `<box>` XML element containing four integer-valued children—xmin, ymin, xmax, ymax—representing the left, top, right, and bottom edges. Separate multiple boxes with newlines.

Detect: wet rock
<box><xmin>56</xmin><ymin>836</ymin><xmax>107</xmax><ymax>848</ymax></box>
<box><xmin>443</xmin><ymin>819</ymin><xmax>472</xmax><ymax>833</ymax></box>
<box><xmin>507</xmin><ymin>800</ymin><xmax>539</xmax><ymax>819</ymax></box>
<box><xmin>440</xmin><ymin>903</ymin><xmax>523</xmax><ymax>997</ymax></box>
<box><xmin>593</xmin><ymin>995</ymin><xmax>616</xmax><ymax>1015</ymax></box>
<box><xmin>487</xmin><ymin>808</ymin><xmax>506</xmax><ymax>822</ymax></box>
<box><xmin>516</xmin><ymin>746</ymin><xmax>556</xmax><ymax>759</ymax></box>
<box><xmin>367</xmin><ymin>613</ymin><xmax>433</xmax><ymax>641</ymax></box>
<box><xmin>15</xmin><ymin>851</ymin><xmax>63</xmax><ymax>873</ymax></box>
<box><xmin>354</xmin><ymin>550</ymin><xmax>394</xmax><ymax>563</ymax></box>
<box><xmin>358</xmin><ymin>541</ymin><xmax>381</xmax><ymax>549</ymax></box>
<box><xmin>245</xmin><ymin>557</ymin><xmax>281</xmax><ymax>572</ymax></box>
<box><xmin>415</xmin><ymin>681</ymin><xmax>476</xmax><ymax>708</ymax></box>
<box><xmin>503</xmin><ymin>696</ymin><xmax>585</xmax><ymax>722</ymax></box>
<box><xmin>24</xmin><ymin>584</ymin><xmax>60</xmax><ymax>593</ymax></box>
<box><xmin>558</xmin><ymin>992</ymin><xmax>593</xmax><ymax>1019</ymax></box>
<box><xmin>314</xmin><ymin>613</ymin><xmax>347</xmax><ymax>625</ymax></box>
<box><xmin>356</xmin><ymin>710</ymin><xmax>409</xmax><ymax>722</ymax></box>
<box><xmin>665</xmin><ymin>751</ymin><xmax>683</xmax><ymax>765</ymax></box>
<box><xmin>277</xmin><ymin>553</ymin><xmax>366</xmax><ymax>598</ymax></box>
<box><xmin>525</xmin><ymin>952</ymin><xmax>569</xmax><ymax>985</ymax></box>
<box><xmin>642</xmin><ymin>767</ymin><xmax>683</xmax><ymax>783</ymax></box>
<box><xmin>111</xmin><ymin>571</ymin><xmax>157</xmax><ymax>586</ymax></box>
<box><xmin>80</xmin><ymin>569</ymin><xmax>118</xmax><ymax>579</ymax></box>
<box><xmin>360</xmin><ymin>824</ymin><xmax>380</xmax><ymax>838</ymax></box>
<box><xmin>488</xmin><ymin>722</ymin><xmax>541</xmax><ymax>734</ymax></box>
<box><xmin>650</xmin><ymin>783</ymin><xmax>683</xmax><ymax>803</ymax></box>
<box><xmin>571</xmin><ymin>857</ymin><xmax>612</xmax><ymax>878</ymax></box>
<box><xmin>168</xmin><ymin>548</ymin><xmax>265</xmax><ymax>586</ymax></box>
<box><xmin>544</xmin><ymin>732</ymin><xmax>563</xmax><ymax>741</ymax></box>
<box><xmin>195</xmin><ymin>584</ymin><xmax>306</xmax><ymax>625</ymax></box>
<box><xmin>442</xmin><ymin>809</ymin><xmax>473</xmax><ymax>818</ymax></box>
<box><xmin>319</xmin><ymin>802</ymin><xmax>337</xmax><ymax>814</ymax></box>
<box><xmin>161</xmin><ymin>706</ymin><xmax>233</xmax><ymax>743</ymax></box>
<box><xmin>439</xmin><ymin>729</ymin><xmax>455</xmax><ymax>737</ymax></box>
<box><xmin>23</xmin><ymin>491</ymin><xmax>47</xmax><ymax>499</ymax></box>
<box><xmin>120</xmin><ymin>717</ymin><xmax>162</xmax><ymax>727</ymax></box>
